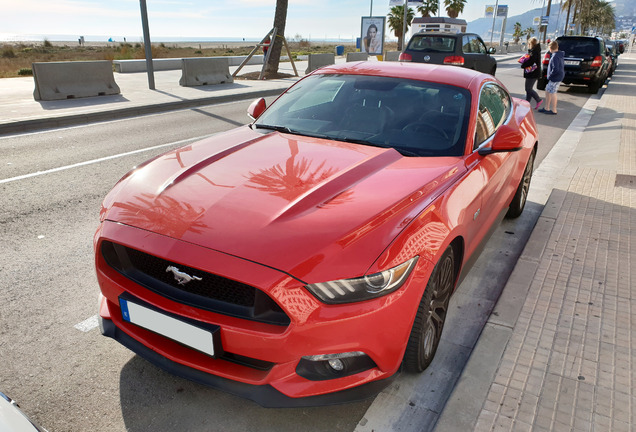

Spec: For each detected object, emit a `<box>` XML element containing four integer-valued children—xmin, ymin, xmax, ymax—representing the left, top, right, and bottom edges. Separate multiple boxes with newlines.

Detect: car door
<box><xmin>470</xmin><ymin>83</ymin><xmax>516</xmax><ymax>241</ymax></box>
<box><xmin>462</xmin><ymin>34</ymin><xmax>494</xmax><ymax>73</ymax></box>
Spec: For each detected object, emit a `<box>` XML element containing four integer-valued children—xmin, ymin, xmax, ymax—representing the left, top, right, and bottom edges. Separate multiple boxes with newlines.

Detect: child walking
<box><xmin>540</xmin><ymin>41</ymin><xmax>565</xmax><ymax>115</ymax></box>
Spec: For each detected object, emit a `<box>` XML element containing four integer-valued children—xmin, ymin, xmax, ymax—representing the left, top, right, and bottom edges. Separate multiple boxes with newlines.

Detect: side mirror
<box><xmin>247</xmin><ymin>98</ymin><xmax>267</xmax><ymax>120</ymax></box>
<box><xmin>488</xmin><ymin>47</ymin><xmax>497</xmax><ymax>54</ymax></box>
<box><xmin>478</xmin><ymin>124</ymin><xmax>524</xmax><ymax>156</ymax></box>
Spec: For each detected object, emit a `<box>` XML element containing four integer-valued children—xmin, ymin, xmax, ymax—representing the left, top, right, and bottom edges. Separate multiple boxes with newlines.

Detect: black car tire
<box><xmin>403</xmin><ymin>246</ymin><xmax>455</xmax><ymax>373</ymax></box>
<box><xmin>506</xmin><ymin>149</ymin><xmax>535</xmax><ymax>219</ymax></box>
<box><xmin>537</xmin><ymin>77</ymin><xmax>547</xmax><ymax>91</ymax></box>
<box><xmin>588</xmin><ymin>79</ymin><xmax>602</xmax><ymax>94</ymax></box>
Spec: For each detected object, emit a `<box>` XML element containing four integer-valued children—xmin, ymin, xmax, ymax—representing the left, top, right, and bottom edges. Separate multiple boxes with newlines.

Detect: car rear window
<box><xmin>407</xmin><ymin>36</ymin><xmax>455</xmax><ymax>53</ymax></box>
<box><xmin>556</xmin><ymin>38</ymin><xmax>600</xmax><ymax>57</ymax></box>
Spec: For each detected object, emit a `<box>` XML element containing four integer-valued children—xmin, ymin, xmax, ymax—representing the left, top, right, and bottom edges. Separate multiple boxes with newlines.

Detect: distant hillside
<box><xmin>466</xmin><ymin>0</ymin><xmax>635</xmax><ymax>40</ymax></box>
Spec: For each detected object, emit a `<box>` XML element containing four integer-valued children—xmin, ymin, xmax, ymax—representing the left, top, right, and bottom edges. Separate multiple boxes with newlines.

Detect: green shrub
<box><xmin>43</xmin><ymin>38</ymin><xmax>52</xmax><ymax>47</ymax></box>
<box><xmin>18</xmin><ymin>68</ymin><xmax>33</xmax><ymax>76</ymax></box>
<box><xmin>194</xmin><ymin>50</ymin><xmax>202</xmax><ymax>54</ymax></box>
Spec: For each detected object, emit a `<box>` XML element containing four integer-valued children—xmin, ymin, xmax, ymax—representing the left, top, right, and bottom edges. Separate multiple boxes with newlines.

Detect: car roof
<box><xmin>311</xmin><ymin>61</ymin><xmax>488</xmax><ymax>89</ymax></box>
<box><xmin>413</xmin><ymin>32</ymin><xmax>475</xmax><ymax>37</ymax></box>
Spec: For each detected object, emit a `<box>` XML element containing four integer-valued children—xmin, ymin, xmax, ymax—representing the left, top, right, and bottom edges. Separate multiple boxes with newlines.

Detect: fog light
<box><xmin>296</xmin><ymin>351</ymin><xmax>376</xmax><ymax>381</ymax></box>
<box><xmin>328</xmin><ymin>359</ymin><xmax>344</xmax><ymax>371</ymax></box>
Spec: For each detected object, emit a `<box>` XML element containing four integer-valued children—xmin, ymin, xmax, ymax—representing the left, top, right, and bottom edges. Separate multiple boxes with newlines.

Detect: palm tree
<box><xmin>580</xmin><ymin>0</ymin><xmax>614</xmax><ymax>34</ymax></box>
<box><xmin>525</xmin><ymin>27</ymin><xmax>535</xmax><ymax>40</ymax></box>
<box><xmin>444</xmin><ymin>0</ymin><xmax>466</xmax><ymax>18</ymax></box>
<box><xmin>513</xmin><ymin>22</ymin><xmax>523</xmax><ymax>43</ymax></box>
<box><xmin>263</xmin><ymin>0</ymin><xmax>288</xmax><ymax>78</ymax></box>
<box><xmin>417</xmin><ymin>0</ymin><xmax>439</xmax><ymax>17</ymax></box>
<box><xmin>388</xmin><ymin>5</ymin><xmax>415</xmax><ymax>50</ymax></box>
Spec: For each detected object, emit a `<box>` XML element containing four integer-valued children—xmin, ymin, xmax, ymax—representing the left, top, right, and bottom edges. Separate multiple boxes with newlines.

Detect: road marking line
<box><xmin>0</xmin><ymin>134</ymin><xmax>210</xmax><ymax>185</ymax></box>
<box><xmin>75</xmin><ymin>315</ymin><xmax>99</xmax><ymax>332</ymax></box>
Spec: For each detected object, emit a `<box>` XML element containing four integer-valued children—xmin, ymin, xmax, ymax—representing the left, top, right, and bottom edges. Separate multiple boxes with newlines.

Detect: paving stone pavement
<box><xmin>470</xmin><ymin>55</ymin><xmax>636</xmax><ymax>431</ymax></box>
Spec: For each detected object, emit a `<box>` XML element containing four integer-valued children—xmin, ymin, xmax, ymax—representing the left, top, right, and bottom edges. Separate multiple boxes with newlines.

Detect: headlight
<box><xmin>305</xmin><ymin>257</ymin><xmax>418</xmax><ymax>304</ymax></box>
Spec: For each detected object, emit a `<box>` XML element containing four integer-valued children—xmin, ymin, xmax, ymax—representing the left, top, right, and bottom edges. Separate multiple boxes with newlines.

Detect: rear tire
<box><xmin>588</xmin><ymin>80</ymin><xmax>601</xmax><ymax>94</ymax></box>
<box><xmin>536</xmin><ymin>78</ymin><xmax>547</xmax><ymax>91</ymax></box>
<box><xmin>403</xmin><ymin>246</ymin><xmax>455</xmax><ymax>373</ymax></box>
<box><xmin>506</xmin><ymin>149</ymin><xmax>535</xmax><ymax>219</ymax></box>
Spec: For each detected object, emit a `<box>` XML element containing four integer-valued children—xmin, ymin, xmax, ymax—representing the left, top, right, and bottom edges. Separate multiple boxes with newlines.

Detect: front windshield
<box><xmin>254</xmin><ymin>74</ymin><xmax>471</xmax><ymax>157</ymax></box>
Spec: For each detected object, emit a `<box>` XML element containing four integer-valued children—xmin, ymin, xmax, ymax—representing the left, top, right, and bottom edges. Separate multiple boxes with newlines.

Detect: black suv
<box><xmin>400</xmin><ymin>32</ymin><xmax>497</xmax><ymax>75</ymax></box>
<box><xmin>538</xmin><ymin>36</ymin><xmax>610</xmax><ymax>94</ymax></box>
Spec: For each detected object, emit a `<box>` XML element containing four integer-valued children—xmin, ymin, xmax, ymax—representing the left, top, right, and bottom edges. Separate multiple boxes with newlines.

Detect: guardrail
<box><xmin>32</xmin><ymin>61</ymin><xmax>120</xmax><ymax>101</ymax></box>
<box><xmin>113</xmin><ymin>55</ymin><xmax>265</xmax><ymax>73</ymax></box>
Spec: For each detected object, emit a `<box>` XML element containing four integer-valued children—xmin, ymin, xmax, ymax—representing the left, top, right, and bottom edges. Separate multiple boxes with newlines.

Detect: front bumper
<box><xmin>95</xmin><ymin>221</ymin><xmax>431</xmax><ymax>405</ymax></box>
<box><xmin>99</xmin><ymin>315</ymin><xmax>397</xmax><ymax>407</ymax></box>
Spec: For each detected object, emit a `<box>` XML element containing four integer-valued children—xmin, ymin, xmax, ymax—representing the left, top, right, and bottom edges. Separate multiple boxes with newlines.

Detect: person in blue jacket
<box><xmin>540</xmin><ymin>41</ymin><xmax>565</xmax><ymax>115</ymax></box>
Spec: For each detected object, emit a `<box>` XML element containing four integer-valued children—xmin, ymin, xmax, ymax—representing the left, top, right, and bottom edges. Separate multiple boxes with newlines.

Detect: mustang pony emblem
<box><xmin>166</xmin><ymin>266</ymin><xmax>202</xmax><ymax>285</ymax></box>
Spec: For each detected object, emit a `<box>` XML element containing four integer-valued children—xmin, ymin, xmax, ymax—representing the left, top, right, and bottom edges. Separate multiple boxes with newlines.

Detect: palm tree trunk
<box><xmin>264</xmin><ymin>0</ymin><xmax>288</xmax><ymax>78</ymax></box>
<box><xmin>543</xmin><ymin>0</ymin><xmax>552</xmax><ymax>42</ymax></box>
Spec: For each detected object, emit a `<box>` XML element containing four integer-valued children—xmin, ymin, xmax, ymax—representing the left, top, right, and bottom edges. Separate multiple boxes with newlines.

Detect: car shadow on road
<box><xmin>118</xmin><ymin>355</ymin><xmax>372</xmax><ymax>432</ymax></box>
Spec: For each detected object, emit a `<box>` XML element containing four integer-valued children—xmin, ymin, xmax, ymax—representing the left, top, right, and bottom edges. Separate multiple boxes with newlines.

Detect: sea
<box><xmin>0</xmin><ymin>33</ymin><xmax>357</xmax><ymax>44</ymax></box>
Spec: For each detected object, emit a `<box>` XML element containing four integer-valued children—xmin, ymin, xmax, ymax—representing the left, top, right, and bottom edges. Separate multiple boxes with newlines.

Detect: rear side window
<box><xmin>407</xmin><ymin>36</ymin><xmax>455</xmax><ymax>53</ymax></box>
<box><xmin>462</xmin><ymin>35</ymin><xmax>486</xmax><ymax>54</ymax></box>
<box><xmin>556</xmin><ymin>38</ymin><xmax>600</xmax><ymax>57</ymax></box>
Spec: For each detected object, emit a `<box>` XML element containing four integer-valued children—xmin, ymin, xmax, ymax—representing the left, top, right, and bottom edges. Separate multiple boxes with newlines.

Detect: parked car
<box><xmin>399</xmin><ymin>32</ymin><xmax>497</xmax><ymax>75</ymax></box>
<box><xmin>605</xmin><ymin>39</ymin><xmax>619</xmax><ymax>77</ymax></box>
<box><xmin>537</xmin><ymin>36</ymin><xmax>610</xmax><ymax>93</ymax></box>
<box><xmin>0</xmin><ymin>392</ymin><xmax>47</xmax><ymax>432</ymax></box>
<box><xmin>95</xmin><ymin>62</ymin><xmax>538</xmax><ymax>407</ymax></box>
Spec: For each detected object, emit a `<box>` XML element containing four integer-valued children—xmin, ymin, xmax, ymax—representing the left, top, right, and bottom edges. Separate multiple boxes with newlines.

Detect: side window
<box><xmin>462</xmin><ymin>35</ymin><xmax>472</xmax><ymax>53</ymax></box>
<box><xmin>474</xmin><ymin>84</ymin><xmax>512</xmax><ymax>149</ymax></box>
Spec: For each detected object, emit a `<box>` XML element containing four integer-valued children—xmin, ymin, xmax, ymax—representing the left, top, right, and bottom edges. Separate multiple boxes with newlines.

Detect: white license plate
<box><xmin>120</xmin><ymin>296</ymin><xmax>218</xmax><ymax>357</ymax></box>
<box><xmin>564</xmin><ymin>60</ymin><xmax>579</xmax><ymax>66</ymax></box>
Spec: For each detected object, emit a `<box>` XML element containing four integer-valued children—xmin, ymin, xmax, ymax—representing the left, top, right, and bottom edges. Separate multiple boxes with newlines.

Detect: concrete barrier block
<box><xmin>346</xmin><ymin>52</ymin><xmax>369</xmax><ymax>62</ymax></box>
<box><xmin>32</xmin><ymin>61</ymin><xmax>120</xmax><ymax>101</ymax></box>
<box><xmin>305</xmin><ymin>53</ymin><xmax>335</xmax><ymax>74</ymax></box>
<box><xmin>179</xmin><ymin>57</ymin><xmax>233</xmax><ymax>87</ymax></box>
<box><xmin>384</xmin><ymin>51</ymin><xmax>401</xmax><ymax>62</ymax></box>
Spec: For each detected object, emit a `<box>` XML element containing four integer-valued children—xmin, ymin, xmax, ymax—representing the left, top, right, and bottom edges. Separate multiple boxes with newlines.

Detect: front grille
<box><xmin>101</xmin><ymin>241</ymin><xmax>290</xmax><ymax>326</ymax></box>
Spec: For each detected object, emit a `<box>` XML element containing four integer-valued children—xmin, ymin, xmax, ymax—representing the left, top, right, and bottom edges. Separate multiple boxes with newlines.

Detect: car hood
<box><xmin>102</xmin><ymin>126</ymin><xmax>466</xmax><ymax>281</ymax></box>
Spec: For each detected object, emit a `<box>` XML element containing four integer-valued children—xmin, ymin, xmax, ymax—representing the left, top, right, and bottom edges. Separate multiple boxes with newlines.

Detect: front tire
<box><xmin>403</xmin><ymin>246</ymin><xmax>456</xmax><ymax>372</ymax></box>
<box><xmin>506</xmin><ymin>149</ymin><xmax>535</xmax><ymax>218</ymax></box>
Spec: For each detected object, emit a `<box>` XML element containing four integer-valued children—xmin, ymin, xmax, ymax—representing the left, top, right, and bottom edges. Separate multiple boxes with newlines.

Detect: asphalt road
<box><xmin>0</xmin><ymin>58</ymin><xmax>598</xmax><ymax>432</ymax></box>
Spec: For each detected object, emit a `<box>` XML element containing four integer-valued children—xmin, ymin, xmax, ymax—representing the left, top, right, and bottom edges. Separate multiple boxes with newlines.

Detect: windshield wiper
<box><xmin>253</xmin><ymin>123</ymin><xmax>294</xmax><ymax>133</ymax></box>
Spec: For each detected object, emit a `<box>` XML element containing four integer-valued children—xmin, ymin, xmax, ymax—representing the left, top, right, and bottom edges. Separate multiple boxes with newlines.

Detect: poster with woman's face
<box><xmin>361</xmin><ymin>17</ymin><xmax>385</xmax><ymax>55</ymax></box>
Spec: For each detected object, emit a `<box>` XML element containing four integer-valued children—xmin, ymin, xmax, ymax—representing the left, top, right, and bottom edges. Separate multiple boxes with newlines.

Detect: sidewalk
<box><xmin>435</xmin><ymin>54</ymin><xmax>636</xmax><ymax>431</ymax></box>
<box><xmin>0</xmin><ymin>60</ymin><xmax>304</xmax><ymax>135</ymax></box>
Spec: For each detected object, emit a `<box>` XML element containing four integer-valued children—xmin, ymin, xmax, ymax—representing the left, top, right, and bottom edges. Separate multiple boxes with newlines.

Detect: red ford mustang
<box><xmin>94</xmin><ymin>62</ymin><xmax>538</xmax><ymax>407</ymax></box>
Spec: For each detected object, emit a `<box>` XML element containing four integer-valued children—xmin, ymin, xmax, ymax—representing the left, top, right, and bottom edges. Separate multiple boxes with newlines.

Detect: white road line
<box><xmin>0</xmin><ymin>134</ymin><xmax>210</xmax><ymax>185</ymax></box>
<box><xmin>74</xmin><ymin>315</ymin><xmax>99</xmax><ymax>332</ymax></box>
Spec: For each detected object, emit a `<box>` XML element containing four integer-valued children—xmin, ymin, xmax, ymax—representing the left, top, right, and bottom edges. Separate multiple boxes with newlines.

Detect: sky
<box><xmin>1</xmin><ymin>0</ymin><xmax>542</xmax><ymax>42</ymax></box>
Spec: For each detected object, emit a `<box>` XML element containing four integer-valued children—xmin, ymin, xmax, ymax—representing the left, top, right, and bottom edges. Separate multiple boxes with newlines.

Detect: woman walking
<box><xmin>520</xmin><ymin>37</ymin><xmax>543</xmax><ymax>110</ymax></box>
